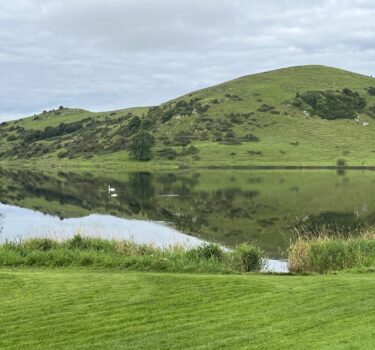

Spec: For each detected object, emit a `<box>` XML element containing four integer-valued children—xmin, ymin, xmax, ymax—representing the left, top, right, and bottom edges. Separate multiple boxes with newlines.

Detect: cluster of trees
<box><xmin>293</xmin><ymin>88</ymin><xmax>366</xmax><ymax>120</ymax></box>
<box><xmin>22</xmin><ymin>121</ymin><xmax>83</xmax><ymax>143</ymax></box>
<box><xmin>112</xmin><ymin>116</ymin><xmax>155</xmax><ymax>161</ymax></box>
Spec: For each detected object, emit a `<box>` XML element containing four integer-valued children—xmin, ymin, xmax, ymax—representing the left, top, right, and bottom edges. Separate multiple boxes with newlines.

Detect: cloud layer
<box><xmin>1</xmin><ymin>0</ymin><xmax>375</xmax><ymax>120</ymax></box>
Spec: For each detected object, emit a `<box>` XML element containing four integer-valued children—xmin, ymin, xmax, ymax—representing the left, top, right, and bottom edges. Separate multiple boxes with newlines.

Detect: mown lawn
<box><xmin>1</xmin><ymin>269</ymin><xmax>374</xmax><ymax>349</ymax></box>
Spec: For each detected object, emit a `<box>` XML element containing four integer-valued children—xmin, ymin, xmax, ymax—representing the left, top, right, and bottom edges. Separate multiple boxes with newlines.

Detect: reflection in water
<box><xmin>0</xmin><ymin>204</ymin><xmax>203</xmax><ymax>247</ymax></box>
<box><xmin>0</xmin><ymin>168</ymin><xmax>374</xmax><ymax>258</ymax></box>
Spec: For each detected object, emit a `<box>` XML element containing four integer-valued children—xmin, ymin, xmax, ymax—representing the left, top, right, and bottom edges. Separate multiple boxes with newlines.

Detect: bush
<box><xmin>157</xmin><ymin>148</ymin><xmax>178</xmax><ymax>160</ymax></box>
<box><xmin>123</xmin><ymin>116</ymin><xmax>141</xmax><ymax>136</ymax></box>
<box><xmin>180</xmin><ymin>145</ymin><xmax>199</xmax><ymax>156</ymax></box>
<box><xmin>173</xmin><ymin>131</ymin><xmax>192</xmax><ymax>146</ymax></box>
<box><xmin>367</xmin><ymin>87</ymin><xmax>375</xmax><ymax>96</ymax></box>
<box><xmin>238</xmin><ymin>134</ymin><xmax>259</xmax><ymax>142</ymax></box>
<box><xmin>257</xmin><ymin>104</ymin><xmax>275</xmax><ymax>112</ymax></box>
<box><xmin>6</xmin><ymin>134</ymin><xmax>17</xmax><ymax>142</ymax></box>
<box><xmin>233</xmin><ymin>243</ymin><xmax>264</xmax><ymax>272</ymax></box>
<box><xmin>337</xmin><ymin>159</ymin><xmax>346</xmax><ymax>167</ymax></box>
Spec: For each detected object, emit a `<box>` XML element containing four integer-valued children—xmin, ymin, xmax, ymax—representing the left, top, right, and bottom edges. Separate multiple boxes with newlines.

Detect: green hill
<box><xmin>1</xmin><ymin>65</ymin><xmax>375</xmax><ymax>168</ymax></box>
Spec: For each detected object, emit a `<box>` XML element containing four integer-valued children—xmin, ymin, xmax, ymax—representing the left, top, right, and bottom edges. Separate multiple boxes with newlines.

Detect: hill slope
<box><xmin>1</xmin><ymin>65</ymin><xmax>375</xmax><ymax>167</ymax></box>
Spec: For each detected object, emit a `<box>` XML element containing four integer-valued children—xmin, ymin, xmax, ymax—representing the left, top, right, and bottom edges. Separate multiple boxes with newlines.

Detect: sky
<box><xmin>1</xmin><ymin>0</ymin><xmax>374</xmax><ymax>121</ymax></box>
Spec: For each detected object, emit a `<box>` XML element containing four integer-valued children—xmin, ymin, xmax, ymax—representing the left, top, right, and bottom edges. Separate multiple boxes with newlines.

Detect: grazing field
<box><xmin>0</xmin><ymin>269</ymin><xmax>374</xmax><ymax>349</ymax></box>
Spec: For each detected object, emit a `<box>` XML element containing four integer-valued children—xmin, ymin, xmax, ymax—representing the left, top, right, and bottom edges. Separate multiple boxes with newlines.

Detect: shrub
<box><xmin>124</xmin><ymin>116</ymin><xmax>141</xmax><ymax>136</ymax></box>
<box><xmin>238</xmin><ymin>134</ymin><xmax>259</xmax><ymax>142</ymax></box>
<box><xmin>367</xmin><ymin>86</ymin><xmax>375</xmax><ymax>96</ymax></box>
<box><xmin>220</xmin><ymin>138</ymin><xmax>241</xmax><ymax>145</ymax></box>
<box><xmin>141</xmin><ymin>117</ymin><xmax>155</xmax><ymax>130</ymax></box>
<box><xmin>257</xmin><ymin>104</ymin><xmax>275</xmax><ymax>112</ymax></box>
<box><xmin>6</xmin><ymin>134</ymin><xmax>17</xmax><ymax>142</ymax></box>
<box><xmin>233</xmin><ymin>243</ymin><xmax>264</xmax><ymax>272</ymax></box>
<box><xmin>173</xmin><ymin>131</ymin><xmax>192</xmax><ymax>147</ymax></box>
<box><xmin>157</xmin><ymin>148</ymin><xmax>178</xmax><ymax>160</ymax></box>
<box><xmin>337</xmin><ymin>159</ymin><xmax>346</xmax><ymax>167</ymax></box>
<box><xmin>229</xmin><ymin>113</ymin><xmax>243</xmax><ymax>124</ymax></box>
<box><xmin>180</xmin><ymin>145</ymin><xmax>199</xmax><ymax>156</ymax></box>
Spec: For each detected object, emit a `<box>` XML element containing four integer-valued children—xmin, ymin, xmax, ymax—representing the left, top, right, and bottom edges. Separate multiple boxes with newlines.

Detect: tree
<box><xmin>128</xmin><ymin>131</ymin><xmax>155</xmax><ymax>161</ymax></box>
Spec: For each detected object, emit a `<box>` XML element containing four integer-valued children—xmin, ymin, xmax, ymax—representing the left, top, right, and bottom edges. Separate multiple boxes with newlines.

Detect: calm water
<box><xmin>0</xmin><ymin>168</ymin><xmax>374</xmax><ymax>259</ymax></box>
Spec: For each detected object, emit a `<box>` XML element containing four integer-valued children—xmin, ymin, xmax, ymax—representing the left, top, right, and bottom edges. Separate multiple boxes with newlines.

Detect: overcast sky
<box><xmin>1</xmin><ymin>0</ymin><xmax>374</xmax><ymax>121</ymax></box>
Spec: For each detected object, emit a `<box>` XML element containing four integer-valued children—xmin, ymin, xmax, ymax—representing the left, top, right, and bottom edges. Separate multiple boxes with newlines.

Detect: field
<box><xmin>1</xmin><ymin>65</ymin><xmax>375</xmax><ymax>168</ymax></box>
<box><xmin>1</xmin><ymin>268</ymin><xmax>374</xmax><ymax>349</ymax></box>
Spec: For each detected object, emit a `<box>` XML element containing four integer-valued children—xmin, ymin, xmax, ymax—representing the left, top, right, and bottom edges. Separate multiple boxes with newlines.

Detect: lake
<box><xmin>0</xmin><ymin>167</ymin><xmax>374</xmax><ymax>259</ymax></box>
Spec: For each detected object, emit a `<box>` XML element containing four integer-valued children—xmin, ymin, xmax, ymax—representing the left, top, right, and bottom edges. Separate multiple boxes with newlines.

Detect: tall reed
<box><xmin>0</xmin><ymin>235</ymin><xmax>265</xmax><ymax>274</ymax></box>
<box><xmin>288</xmin><ymin>228</ymin><xmax>375</xmax><ymax>273</ymax></box>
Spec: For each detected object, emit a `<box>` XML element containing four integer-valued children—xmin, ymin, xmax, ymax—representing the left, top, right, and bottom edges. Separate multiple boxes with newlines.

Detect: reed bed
<box><xmin>0</xmin><ymin>235</ymin><xmax>265</xmax><ymax>273</ymax></box>
<box><xmin>288</xmin><ymin>228</ymin><xmax>375</xmax><ymax>273</ymax></box>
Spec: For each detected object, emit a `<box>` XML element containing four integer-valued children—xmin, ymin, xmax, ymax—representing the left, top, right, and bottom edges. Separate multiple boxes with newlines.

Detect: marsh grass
<box><xmin>0</xmin><ymin>235</ymin><xmax>265</xmax><ymax>273</ymax></box>
<box><xmin>288</xmin><ymin>228</ymin><xmax>375</xmax><ymax>273</ymax></box>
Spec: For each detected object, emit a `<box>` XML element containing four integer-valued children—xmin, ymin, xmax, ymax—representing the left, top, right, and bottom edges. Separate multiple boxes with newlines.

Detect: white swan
<box><xmin>108</xmin><ymin>185</ymin><xmax>115</xmax><ymax>193</ymax></box>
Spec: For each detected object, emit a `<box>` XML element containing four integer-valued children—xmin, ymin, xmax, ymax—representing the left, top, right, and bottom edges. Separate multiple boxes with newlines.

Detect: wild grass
<box><xmin>0</xmin><ymin>235</ymin><xmax>265</xmax><ymax>273</ymax></box>
<box><xmin>288</xmin><ymin>228</ymin><xmax>375</xmax><ymax>273</ymax></box>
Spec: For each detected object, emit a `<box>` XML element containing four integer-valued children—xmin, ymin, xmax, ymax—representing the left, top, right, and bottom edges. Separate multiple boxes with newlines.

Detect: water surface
<box><xmin>1</xmin><ymin>168</ymin><xmax>374</xmax><ymax>259</ymax></box>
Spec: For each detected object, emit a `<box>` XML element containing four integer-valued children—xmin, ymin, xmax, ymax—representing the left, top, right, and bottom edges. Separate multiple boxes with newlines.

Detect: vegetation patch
<box><xmin>128</xmin><ymin>131</ymin><xmax>155</xmax><ymax>161</ymax></box>
<box><xmin>288</xmin><ymin>229</ymin><xmax>375</xmax><ymax>273</ymax></box>
<box><xmin>257</xmin><ymin>104</ymin><xmax>275</xmax><ymax>112</ymax></box>
<box><xmin>293</xmin><ymin>88</ymin><xmax>366</xmax><ymax>120</ymax></box>
<box><xmin>367</xmin><ymin>86</ymin><xmax>375</xmax><ymax>96</ymax></box>
<box><xmin>0</xmin><ymin>236</ymin><xmax>265</xmax><ymax>273</ymax></box>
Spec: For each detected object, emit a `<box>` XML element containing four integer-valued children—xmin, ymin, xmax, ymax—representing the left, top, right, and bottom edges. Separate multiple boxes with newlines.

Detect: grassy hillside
<box><xmin>1</xmin><ymin>268</ymin><xmax>375</xmax><ymax>349</ymax></box>
<box><xmin>1</xmin><ymin>65</ymin><xmax>375</xmax><ymax>167</ymax></box>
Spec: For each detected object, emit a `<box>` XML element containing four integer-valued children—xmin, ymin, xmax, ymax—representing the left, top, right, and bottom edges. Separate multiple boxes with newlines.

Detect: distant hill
<box><xmin>1</xmin><ymin>65</ymin><xmax>375</xmax><ymax>167</ymax></box>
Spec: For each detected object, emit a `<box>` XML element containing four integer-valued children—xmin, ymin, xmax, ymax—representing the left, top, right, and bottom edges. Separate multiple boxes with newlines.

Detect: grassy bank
<box><xmin>1</xmin><ymin>268</ymin><xmax>375</xmax><ymax>349</ymax></box>
<box><xmin>288</xmin><ymin>230</ymin><xmax>375</xmax><ymax>273</ymax></box>
<box><xmin>2</xmin><ymin>233</ymin><xmax>375</xmax><ymax>274</ymax></box>
<box><xmin>0</xmin><ymin>236</ymin><xmax>264</xmax><ymax>273</ymax></box>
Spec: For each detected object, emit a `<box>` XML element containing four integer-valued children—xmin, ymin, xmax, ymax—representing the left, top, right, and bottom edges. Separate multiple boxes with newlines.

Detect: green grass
<box><xmin>0</xmin><ymin>236</ymin><xmax>264</xmax><ymax>273</ymax></box>
<box><xmin>1</xmin><ymin>268</ymin><xmax>375</xmax><ymax>349</ymax></box>
<box><xmin>1</xmin><ymin>65</ymin><xmax>375</xmax><ymax>168</ymax></box>
<box><xmin>288</xmin><ymin>231</ymin><xmax>375</xmax><ymax>273</ymax></box>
